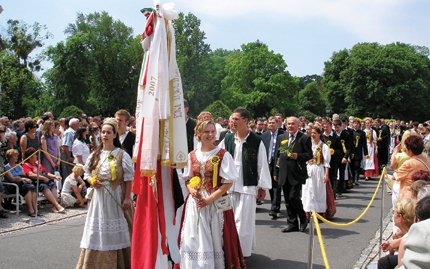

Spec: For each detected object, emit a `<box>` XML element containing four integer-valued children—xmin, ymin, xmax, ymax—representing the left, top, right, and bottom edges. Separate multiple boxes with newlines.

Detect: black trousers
<box><xmin>378</xmin><ymin>146</ymin><xmax>389</xmax><ymax>168</ymax></box>
<box><xmin>337</xmin><ymin>162</ymin><xmax>347</xmax><ymax>193</ymax></box>
<box><xmin>377</xmin><ymin>254</ymin><xmax>397</xmax><ymax>269</ymax></box>
<box><xmin>282</xmin><ymin>180</ymin><xmax>306</xmax><ymax>227</ymax></box>
<box><xmin>350</xmin><ymin>159</ymin><xmax>362</xmax><ymax>181</ymax></box>
<box><xmin>269</xmin><ymin>162</ymin><xmax>282</xmax><ymax>213</ymax></box>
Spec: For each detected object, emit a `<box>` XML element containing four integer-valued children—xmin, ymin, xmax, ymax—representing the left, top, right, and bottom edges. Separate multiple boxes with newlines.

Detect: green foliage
<box><xmin>173</xmin><ymin>12</ymin><xmax>212</xmax><ymax>116</ymax></box>
<box><xmin>324</xmin><ymin>43</ymin><xmax>430</xmax><ymax>121</ymax></box>
<box><xmin>298</xmin><ymin>82</ymin><xmax>327</xmax><ymax>117</ymax></box>
<box><xmin>221</xmin><ymin>40</ymin><xmax>299</xmax><ymax>118</ymax></box>
<box><xmin>0</xmin><ymin>20</ymin><xmax>51</xmax><ymax>118</ymax></box>
<box><xmin>59</xmin><ymin>105</ymin><xmax>84</xmax><ymax>119</ymax></box>
<box><xmin>203</xmin><ymin>100</ymin><xmax>232</xmax><ymax>120</ymax></box>
<box><xmin>44</xmin><ymin>12</ymin><xmax>141</xmax><ymax>116</ymax></box>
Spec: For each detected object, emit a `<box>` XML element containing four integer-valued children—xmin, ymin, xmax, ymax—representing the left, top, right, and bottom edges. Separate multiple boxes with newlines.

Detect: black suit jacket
<box><xmin>352</xmin><ymin>129</ymin><xmax>368</xmax><ymax>160</ymax></box>
<box><xmin>323</xmin><ymin>130</ymin><xmax>341</xmax><ymax>168</ymax></box>
<box><xmin>377</xmin><ymin>125</ymin><xmax>390</xmax><ymax>149</ymax></box>
<box><xmin>336</xmin><ymin>129</ymin><xmax>352</xmax><ymax>161</ymax></box>
<box><xmin>122</xmin><ymin>131</ymin><xmax>136</xmax><ymax>158</ymax></box>
<box><xmin>261</xmin><ymin>129</ymin><xmax>284</xmax><ymax>174</ymax></box>
<box><xmin>186</xmin><ymin>118</ymin><xmax>196</xmax><ymax>153</ymax></box>
<box><xmin>274</xmin><ymin>131</ymin><xmax>312</xmax><ymax>186</ymax></box>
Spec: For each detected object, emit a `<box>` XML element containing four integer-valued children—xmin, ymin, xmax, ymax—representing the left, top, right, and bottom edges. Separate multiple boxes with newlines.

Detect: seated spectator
<box><xmin>0</xmin><ymin>185</ymin><xmax>8</xmax><ymax>218</ymax></box>
<box><xmin>398</xmin><ymin>196</ymin><xmax>430</xmax><ymax>268</ymax></box>
<box><xmin>22</xmin><ymin>147</ymin><xmax>65</xmax><ymax>213</ymax></box>
<box><xmin>0</xmin><ymin>124</ymin><xmax>10</xmax><ymax>218</ymax></box>
<box><xmin>4</xmin><ymin>149</ymin><xmax>39</xmax><ymax>217</ymax></box>
<box><xmin>61</xmin><ymin>164</ymin><xmax>87</xmax><ymax>208</ymax></box>
<box><xmin>72</xmin><ymin>127</ymin><xmax>90</xmax><ymax>165</ymax></box>
<box><xmin>377</xmin><ymin>197</ymin><xmax>416</xmax><ymax>269</ymax></box>
<box><xmin>5</xmin><ymin>131</ymin><xmax>20</xmax><ymax>162</ymax></box>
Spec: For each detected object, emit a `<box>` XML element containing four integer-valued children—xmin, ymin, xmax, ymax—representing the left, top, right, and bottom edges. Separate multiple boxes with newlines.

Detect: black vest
<box><xmin>224</xmin><ymin>132</ymin><xmax>260</xmax><ymax>186</ymax></box>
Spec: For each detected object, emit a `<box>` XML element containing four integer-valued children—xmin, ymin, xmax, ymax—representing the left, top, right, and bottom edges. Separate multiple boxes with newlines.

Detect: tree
<box><xmin>324</xmin><ymin>43</ymin><xmax>430</xmax><ymax>121</ymax></box>
<box><xmin>44</xmin><ymin>12</ymin><xmax>142</xmax><ymax>116</ymax></box>
<box><xmin>298</xmin><ymin>81</ymin><xmax>327</xmax><ymax>117</ymax></box>
<box><xmin>0</xmin><ymin>20</ymin><xmax>51</xmax><ymax>118</ymax></box>
<box><xmin>204</xmin><ymin>100</ymin><xmax>232</xmax><ymax>120</ymax></box>
<box><xmin>221</xmin><ymin>40</ymin><xmax>298</xmax><ymax>118</ymax></box>
<box><xmin>172</xmin><ymin>12</ymin><xmax>211</xmax><ymax>116</ymax></box>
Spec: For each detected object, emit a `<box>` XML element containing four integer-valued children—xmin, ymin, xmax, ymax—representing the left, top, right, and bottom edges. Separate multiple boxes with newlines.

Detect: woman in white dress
<box><xmin>76</xmin><ymin>118</ymin><xmax>134</xmax><ymax>269</ymax></box>
<box><xmin>302</xmin><ymin>125</ymin><xmax>331</xmax><ymax>219</ymax></box>
<box><xmin>363</xmin><ymin>119</ymin><xmax>379</xmax><ymax>180</ymax></box>
<box><xmin>179</xmin><ymin>112</ymin><xmax>246</xmax><ymax>269</ymax></box>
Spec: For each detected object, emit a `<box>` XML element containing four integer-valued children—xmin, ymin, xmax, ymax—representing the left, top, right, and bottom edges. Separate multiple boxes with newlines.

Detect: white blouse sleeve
<box><xmin>73</xmin><ymin>140</ymin><xmax>82</xmax><ymax>156</ymax></box>
<box><xmin>182</xmin><ymin>153</ymin><xmax>193</xmax><ymax>182</ymax></box>
<box><xmin>322</xmin><ymin>143</ymin><xmax>331</xmax><ymax>168</ymax></box>
<box><xmin>83</xmin><ymin>152</ymin><xmax>94</xmax><ymax>180</ymax></box>
<box><xmin>219</xmin><ymin>151</ymin><xmax>239</xmax><ymax>183</ymax></box>
<box><xmin>372</xmin><ymin>130</ymin><xmax>378</xmax><ymax>145</ymax></box>
<box><xmin>121</xmin><ymin>150</ymin><xmax>135</xmax><ymax>182</ymax></box>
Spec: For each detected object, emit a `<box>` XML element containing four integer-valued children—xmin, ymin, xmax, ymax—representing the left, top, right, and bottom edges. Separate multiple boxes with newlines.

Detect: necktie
<box><xmin>289</xmin><ymin>135</ymin><xmax>295</xmax><ymax>146</ymax></box>
<box><xmin>269</xmin><ymin>133</ymin><xmax>275</xmax><ymax>163</ymax></box>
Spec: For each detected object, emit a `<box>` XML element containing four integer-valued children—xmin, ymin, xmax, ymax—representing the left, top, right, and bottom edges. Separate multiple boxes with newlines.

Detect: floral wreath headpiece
<box><xmin>103</xmin><ymin>117</ymin><xmax>119</xmax><ymax>133</ymax></box>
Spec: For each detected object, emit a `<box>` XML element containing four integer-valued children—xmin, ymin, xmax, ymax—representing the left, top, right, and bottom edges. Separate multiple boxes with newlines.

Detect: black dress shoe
<box><xmin>269</xmin><ymin>211</ymin><xmax>276</xmax><ymax>217</ymax></box>
<box><xmin>300</xmin><ymin>222</ymin><xmax>308</xmax><ymax>232</ymax></box>
<box><xmin>281</xmin><ymin>225</ymin><xmax>299</xmax><ymax>233</ymax></box>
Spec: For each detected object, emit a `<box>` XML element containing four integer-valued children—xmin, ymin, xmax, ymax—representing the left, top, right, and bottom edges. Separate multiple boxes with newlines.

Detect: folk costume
<box><xmin>302</xmin><ymin>141</ymin><xmax>331</xmax><ymax>213</ymax></box>
<box><xmin>363</xmin><ymin>128</ymin><xmax>379</xmax><ymax>178</ymax></box>
<box><xmin>219</xmin><ymin>132</ymin><xmax>271</xmax><ymax>257</ymax></box>
<box><xmin>179</xmin><ymin>147</ymin><xmax>246</xmax><ymax>269</ymax></box>
<box><xmin>76</xmin><ymin>148</ymin><xmax>135</xmax><ymax>269</ymax></box>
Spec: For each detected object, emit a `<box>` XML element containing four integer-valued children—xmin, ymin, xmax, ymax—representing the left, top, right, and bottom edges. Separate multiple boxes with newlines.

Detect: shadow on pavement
<box><xmin>245</xmin><ymin>253</ymin><xmax>325</xmax><ymax>269</ymax></box>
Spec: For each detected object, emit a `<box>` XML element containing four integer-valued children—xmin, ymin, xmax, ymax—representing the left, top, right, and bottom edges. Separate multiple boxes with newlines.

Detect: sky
<box><xmin>1</xmin><ymin>0</ymin><xmax>429</xmax><ymax>77</ymax></box>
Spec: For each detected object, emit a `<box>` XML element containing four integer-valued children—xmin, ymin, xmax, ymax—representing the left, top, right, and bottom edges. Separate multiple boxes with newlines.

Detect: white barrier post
<box><xmin>307</xmin><ymin>213</ymin><xmax>315</xmax><ymax>269</ymax></box>
<box><xmin>378</xmin><ymin>167</ymin><xmax>386</xmax><ymax>258</ymax></box>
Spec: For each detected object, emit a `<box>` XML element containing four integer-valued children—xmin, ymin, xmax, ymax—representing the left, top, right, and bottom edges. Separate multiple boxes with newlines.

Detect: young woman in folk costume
<box><xmin>178</xmin><ymin>112</ymin><xmax>247</xmax><ymax>269</ymax></box>
<box><xmin>363</xmin><ymin>119</ymin><xmax>379</xmax><ymax>180</ymax></box>
<box><xmin>302</xmin><ymin>125</ymin><xmax>332</xmax><ymax>220</ymax></box>
<box><xmin>76</xmin><ymin>118</ymin><xmax>134</xmax><ymax>269</ymax></box>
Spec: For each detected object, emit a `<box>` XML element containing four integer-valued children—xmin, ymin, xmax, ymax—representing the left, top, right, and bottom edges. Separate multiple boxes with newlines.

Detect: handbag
<box><xmin>85</xmin><ymin>187</ymin><xmax>94</xmax><ymax>199</ymax></box>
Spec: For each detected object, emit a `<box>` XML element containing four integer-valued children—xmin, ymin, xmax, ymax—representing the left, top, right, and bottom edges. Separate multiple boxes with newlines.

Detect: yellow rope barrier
<box><xmin>312</xmin><ymin>211</ymin><xmax>330</xmax><ymax>269</ymax></box>
<box><xmin>0</xmin><ymin>149</ymin><xmax>76</xmax><ymax>178</ymax></box>
<box><xmin>314</xmin><ymin>167</ymin><xmax>387</xmax><ymax>227</ymax></box>
<box><xmin>310</xmin><ymin>167</ymin><xmax>388</xmax><ymax>269</ymax></box>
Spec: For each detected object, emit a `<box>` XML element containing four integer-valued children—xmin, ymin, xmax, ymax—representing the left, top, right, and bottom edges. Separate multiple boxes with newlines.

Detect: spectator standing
<box><xmin>41</xmin><ymin>120</ymin><xmax>60</xmax><ymax>174</ymax></box>
<box><xmin>61</xmin><ymin>118</ymin><xmax>79</xmax><ymax>181</ymax></box>
<box><xmin>20</xmin><ymin>119</ymin><xmax>40</xmax><ymax>155</ymax></box>
<box><xmin>72</xmin><ymin>127</ymin><xmax>90</xmax><ymax>165</ymax></box>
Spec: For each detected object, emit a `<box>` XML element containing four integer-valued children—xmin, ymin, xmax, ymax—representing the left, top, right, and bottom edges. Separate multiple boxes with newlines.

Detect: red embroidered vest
<box><xmin>190</xmin><ymin>149</ymin><xmax>226</xmax><ymax>195</ymax></box>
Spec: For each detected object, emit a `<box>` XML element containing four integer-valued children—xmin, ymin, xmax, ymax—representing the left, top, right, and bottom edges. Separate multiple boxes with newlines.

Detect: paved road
<box><xmin>0</xmin><ymin>176</ymin><xmax>390</xmax><ymax>269</ymax></box>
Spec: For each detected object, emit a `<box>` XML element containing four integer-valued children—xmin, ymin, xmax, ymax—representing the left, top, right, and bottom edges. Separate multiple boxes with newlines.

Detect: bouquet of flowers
<box><xmin>279</xmin><ymin>139</ymin><xmax>295</xmax><ymax>157</ymax></box>
<box><xmin>189</xmin><ymin>176</ymin><xmax>202</xmax><ymax>233</ymax></box>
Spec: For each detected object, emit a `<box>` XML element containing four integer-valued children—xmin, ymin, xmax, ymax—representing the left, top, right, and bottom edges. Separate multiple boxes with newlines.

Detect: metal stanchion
<box><xmin>26</xmin><ymin>150</ymin><xmax>45</xmax><ymax>225</ymax></box>
<box><xmin>378</xmin><ymin>167</ymin><xmax>386</xmax><ymax>258</ymax></box>
<box><xmin>307</xmin><ymin>213</ymin><xmax>315</xmax><ymax>269</ymax></box>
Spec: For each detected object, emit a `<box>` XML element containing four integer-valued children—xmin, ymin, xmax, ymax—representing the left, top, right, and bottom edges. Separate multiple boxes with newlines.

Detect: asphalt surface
<box><xmin>0</xmin><ymin>176</ymin><xmax>391</xmax><ymax>269</ymax></box>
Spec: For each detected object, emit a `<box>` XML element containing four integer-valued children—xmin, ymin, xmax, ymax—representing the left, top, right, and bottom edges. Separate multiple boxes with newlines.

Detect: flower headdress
<box><xmin>102</xmin><ymin>117</ymin><xmax>119</xmax><ymax>133</ymax></box>
<box><xmin>194</xmin><ymin>111</ymin><xmax>214</xmax><ymax>140</ymax></box>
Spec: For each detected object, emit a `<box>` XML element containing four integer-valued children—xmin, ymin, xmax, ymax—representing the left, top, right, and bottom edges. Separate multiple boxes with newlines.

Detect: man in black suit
<box><xmin>375</xmin><ymin>118</ymin><xmax>390</xmax><ymax>173</ymax></box>
<box><xmin>351</xmin><ymin>119</ymin><xmax>369</xmax><ymax>185</ymax></box>
<box><xmin>115</xmin><ymin>109</ymin><xmax>135</xmax><ymax>158</ymax></box>
<box><xmin>322</xmin><ymin>120</ymin><xmax>341</xmax><ymax>196</ymax></box>
<box><xmin>262</xmin><ymin>116</ymin><xmax>284</xmax><ymax>219</ymax></box>
<box><xmin>274</xmin><ymin>117</ymin><xmax>312</xmax><ymax>233</ymax></box>
<box><xmin>184</xmin><ymin>100</ymin><xmax>196</xmax><ymax>153</ymax></box>
<box><xmin>299</xmin><ymin>116</ymin><xmax>307</xmax><ymax>133</ymax></box>
<box><xmin>333</xmin><ymin>119</ymin><xmax>351</xmax><ymax>196</ymax></box>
